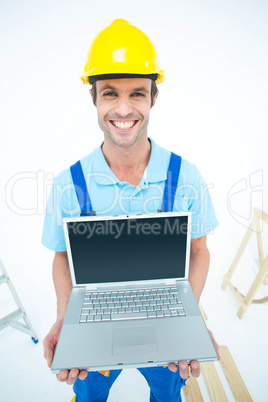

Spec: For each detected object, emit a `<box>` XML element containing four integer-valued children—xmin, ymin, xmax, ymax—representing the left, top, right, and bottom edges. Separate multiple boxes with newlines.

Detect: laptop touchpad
<box><xmin>112</xmin><ymin>326</ymin><xmax>157</xmax><ymax>356</ymax></box>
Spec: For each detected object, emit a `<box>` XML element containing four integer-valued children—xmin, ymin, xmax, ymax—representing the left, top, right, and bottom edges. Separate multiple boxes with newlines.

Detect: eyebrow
<box><xmin>99</xmin><ymin>85</ymin><xmax>117</xmax><ymax>93</ymax></box>
<box><xmin>133</xmin><ymin>87</ymin><xmax>150</xmax><ymax>94</ymax></box>
<box><xmin>99</xmin><ymin>85</ymin><xmax>149</xmax><ymax>95</ymax></box>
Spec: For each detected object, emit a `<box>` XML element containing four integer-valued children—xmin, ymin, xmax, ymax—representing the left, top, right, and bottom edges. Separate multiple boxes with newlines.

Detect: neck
<box><xmin>101</xmin><ymin>136</ymin><xmax>151</xmax><ymax>186</ymax></box>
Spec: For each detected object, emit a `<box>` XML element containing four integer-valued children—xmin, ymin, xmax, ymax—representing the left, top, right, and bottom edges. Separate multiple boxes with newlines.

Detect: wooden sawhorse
<box><xmin>183</xmin><ymin>305</ymin><xmax>252</xmax><ymax>401</ymax></box>
<box><xmin>183</xmin><ymin>345</ymin><xmax>252</xmax><ymax>401</ymax></box>
<box><xmin>221</xmin><ymin>207</ymin><xmax>268</xmax><ymax>319</ymax></box>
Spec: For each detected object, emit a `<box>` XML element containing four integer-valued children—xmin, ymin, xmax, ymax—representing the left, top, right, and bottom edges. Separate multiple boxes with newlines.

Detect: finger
<box><xmin>43</xmin><ymin>341</ymin><xmax>54</xmax><ymax>368</ymax></box>
<box><xmin>168</xmin><ymin>363</ymin><xmax>178</xmax><ymax>373</ymax></box>
<box><xmin>78</xmin><ymin>370</ymin><xmax>88</xmax><ymax>381</ymax></box>
<box><xmin>208</xmin><ymin>330</ymin><xmax>220</xmax><ymax>361</ymax></box>
<box><xmin>179</xmin><ymin>361</ymin><xmax>190</xmax><ymax>380</ymax></box>
<box><xmin>66</xmin><ymin>368</ymin><xmax>79</xmax><ymax>385</ymax></box>
<box><xmin>190</xmin><ymin>360</ymin><xmax>200</xmax><ymax>378</ymax></box>
<box><xmin>56</xmin><ymin>370</ymin><xmax>69</xmax><ymax>383</ymax></box>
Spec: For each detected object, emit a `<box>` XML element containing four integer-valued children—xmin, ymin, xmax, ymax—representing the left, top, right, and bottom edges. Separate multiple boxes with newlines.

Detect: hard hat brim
<box><xmin>88</xmin><ymin>73</ymin><xmax>158</xmax><ymax>84</ymax></box>
<box><xmin>81</xmin><ymin>71</ymin><xmax>166</xmax><ymax>86</ymax></box>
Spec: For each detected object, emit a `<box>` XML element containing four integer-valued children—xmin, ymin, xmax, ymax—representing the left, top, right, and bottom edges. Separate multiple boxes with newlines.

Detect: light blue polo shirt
<box><xmin>41</xmin><ymin>138</ymin><xmax>218</xmax><ymax>251</ymax></box>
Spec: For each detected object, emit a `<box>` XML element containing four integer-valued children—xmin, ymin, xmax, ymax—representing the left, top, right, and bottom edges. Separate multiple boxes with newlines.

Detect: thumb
<box><xmin>43</xmin><ymin>339</ymin><xmax>55</xmax><ymax>368</ymax></box>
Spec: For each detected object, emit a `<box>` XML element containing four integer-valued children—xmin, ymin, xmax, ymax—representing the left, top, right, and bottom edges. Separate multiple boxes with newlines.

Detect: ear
<box><xmin>151</xmin><ymin>90</ymin><xmax>159</xmax><ymax>108</ymax></box>
<box><xmin>89</xmin><ymin>88</ymin><xmax>96</xmax><ymax>106</ymax></box>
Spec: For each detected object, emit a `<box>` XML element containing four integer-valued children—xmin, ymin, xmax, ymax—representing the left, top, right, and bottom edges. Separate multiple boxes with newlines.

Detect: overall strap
<box><xmin>70</xmin><ymin>160</ymin><xmax>96</xmax><ymax>216</ymax></box>
<box><xmin>159</xmin><ymin>152</ymin><xmax>182</xmax><ymax>212</ymax></box>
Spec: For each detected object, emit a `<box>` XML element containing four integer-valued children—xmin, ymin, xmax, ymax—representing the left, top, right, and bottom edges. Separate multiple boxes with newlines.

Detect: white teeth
<box><xmin>112</xmin><ymin>121</ymin><xmax>136</xmax><ymax>129</ymax></box>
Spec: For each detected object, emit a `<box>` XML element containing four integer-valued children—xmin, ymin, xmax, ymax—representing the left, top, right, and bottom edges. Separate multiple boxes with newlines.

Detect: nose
<box><xmin>114</xmin><ymin>94</ymin><xmax>133</xmax><ymax>117</ymax></box>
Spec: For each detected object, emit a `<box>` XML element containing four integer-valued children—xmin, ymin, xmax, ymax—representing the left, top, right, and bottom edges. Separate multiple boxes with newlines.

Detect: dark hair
<box><xmin>91</xmin><ymin>80</ymin><xmax>158</xmax><ymax>107</ymax></box>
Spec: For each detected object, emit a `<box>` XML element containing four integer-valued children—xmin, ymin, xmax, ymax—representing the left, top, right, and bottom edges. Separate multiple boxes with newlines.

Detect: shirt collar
<box><xmin>146</xmin><ymin>138</ymin><xmax>167</xmax><ymax>183</ymax></box>
<box><xmin>92</xmin><ymin>137</ymin><xmax>167</xmax><ymax>185</ymax></box>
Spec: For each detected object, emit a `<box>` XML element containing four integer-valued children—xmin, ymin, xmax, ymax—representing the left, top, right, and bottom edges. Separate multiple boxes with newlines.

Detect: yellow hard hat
<box><xmin>80</xmin><ymin>19</ymin><xmax>165</xmax><ymax>86</ymax></box>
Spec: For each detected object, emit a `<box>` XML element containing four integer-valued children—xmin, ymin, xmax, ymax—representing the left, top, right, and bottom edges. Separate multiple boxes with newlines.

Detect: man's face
<box><xmin>91</xmin><ymin>78</ymin><xmax>158</xmax><ymax>148</ymax></box>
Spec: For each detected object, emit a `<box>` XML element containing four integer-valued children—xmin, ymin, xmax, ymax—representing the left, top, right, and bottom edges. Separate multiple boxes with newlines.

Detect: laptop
<box><xmin>51</xmin><ymin>212</ymin><xmax>218</xmax><ymax>373</ymax></box>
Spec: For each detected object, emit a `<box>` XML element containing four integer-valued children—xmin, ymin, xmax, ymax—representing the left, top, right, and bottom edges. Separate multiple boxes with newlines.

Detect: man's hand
<box><xmin>168</xmin><ymin>329</ymin><xmax>220</xmax><ymax>379</ymax></box>
<box><xmin>43</xmin><ymin>320</ymin><xmax>88</xmax><ymax>385</ymax></box>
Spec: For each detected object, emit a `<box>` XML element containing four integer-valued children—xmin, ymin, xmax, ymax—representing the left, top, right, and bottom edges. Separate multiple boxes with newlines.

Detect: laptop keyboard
<box><xmin>79</xmin><ymin>286</ymin><xmax>186</xmax><ymax>323</ymax></box>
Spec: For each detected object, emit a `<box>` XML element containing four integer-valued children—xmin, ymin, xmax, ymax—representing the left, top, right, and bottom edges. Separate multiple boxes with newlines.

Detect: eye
<box><xmin>131</xmin><ymin>92</ymin><xmax>145</xmax><ymax>97</ymax></box>
<box><xmin>103</xmin><ymin>91</ymin><xmax>117</xmax><ymax>97</ymax></box>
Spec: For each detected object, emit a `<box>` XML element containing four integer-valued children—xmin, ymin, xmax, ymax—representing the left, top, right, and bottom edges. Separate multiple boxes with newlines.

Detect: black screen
<box><xmin>67</xmin><ymin>215</ymin><xmax>188</xmax><ymax>284</ymax></box>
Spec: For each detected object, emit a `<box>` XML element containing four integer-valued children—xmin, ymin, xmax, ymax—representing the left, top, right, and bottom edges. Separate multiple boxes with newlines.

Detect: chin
<box><xmin>106</xmin><ymin>131</ymin><xmax>140</xmax><ymax>147</ymax></box>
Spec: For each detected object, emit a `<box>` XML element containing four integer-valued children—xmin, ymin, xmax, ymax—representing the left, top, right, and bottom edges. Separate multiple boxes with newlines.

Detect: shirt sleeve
<box><xmin>41</xmin><ymin>172</ymin><xmax>80</xmax><ymax>251</ymax></box>
<box><xmin>174</xmin><ymin>160</ymin><xmax>219</xmax><ymax>239</ymax></box>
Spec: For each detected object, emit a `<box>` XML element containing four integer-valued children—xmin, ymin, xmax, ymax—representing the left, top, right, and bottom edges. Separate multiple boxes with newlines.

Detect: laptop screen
<box><xmin>67</xmin><ymin>215</ymin><xmax>189</xmax><ymax>285</ymax></box>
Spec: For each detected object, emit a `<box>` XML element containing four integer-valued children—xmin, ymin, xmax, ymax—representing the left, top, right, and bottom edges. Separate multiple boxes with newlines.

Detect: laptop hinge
<box><xmin>85</xmin><ymin>284</ymin><xmax>98</xmax><ymax>290</ymax></box>
<box><xmin>165</xmin><ymin>279</ymin><xmax>177</xmax><ymax>285</ymax></box>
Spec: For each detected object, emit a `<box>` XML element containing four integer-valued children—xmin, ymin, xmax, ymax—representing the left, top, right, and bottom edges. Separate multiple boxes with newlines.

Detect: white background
<box><xmin>0</xmin><ymin>0</ymin><xmax>267</xmax><ymax>401</ymax></box>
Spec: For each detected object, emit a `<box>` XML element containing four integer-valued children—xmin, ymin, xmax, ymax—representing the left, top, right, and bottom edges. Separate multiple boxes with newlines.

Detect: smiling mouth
<box><xmin>109</xmin><ymin>120</ymin><xmax>139</xmax><ymax>130</ymax></box>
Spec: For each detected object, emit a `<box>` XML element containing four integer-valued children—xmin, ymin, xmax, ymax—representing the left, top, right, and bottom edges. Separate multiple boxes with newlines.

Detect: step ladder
<box><xmin>0</xmin><ymin>259</ymin><xmax>38</xmax><ymax>343</ymax></box>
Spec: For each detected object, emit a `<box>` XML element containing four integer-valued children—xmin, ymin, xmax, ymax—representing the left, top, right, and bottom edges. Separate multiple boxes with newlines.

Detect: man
<box><xmin>42</xmin><ymin>19</ymin><xmax>219</xmax><ymax>401</ymax></box>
